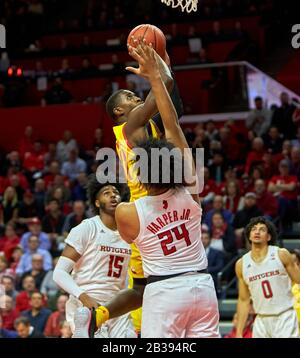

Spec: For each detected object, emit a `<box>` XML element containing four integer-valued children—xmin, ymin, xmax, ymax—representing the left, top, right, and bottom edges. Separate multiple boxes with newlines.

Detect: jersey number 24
<box><xmin>157</xmin><ymin>223</ymin><xmax>191</xmax><ymax>256</ymax></box>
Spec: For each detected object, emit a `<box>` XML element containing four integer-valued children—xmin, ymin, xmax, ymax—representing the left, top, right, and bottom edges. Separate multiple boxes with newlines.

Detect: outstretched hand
<box><xmin>126</xmin><ymin>37</ymin><xmax>160</xmax><ymax>80</ymax></box>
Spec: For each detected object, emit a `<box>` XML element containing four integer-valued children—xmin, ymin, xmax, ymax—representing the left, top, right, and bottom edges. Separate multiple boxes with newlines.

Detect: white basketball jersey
<box><xmin>134</xmin><ymin>187</ymin><xmax>207</xmax><ymax>277</ymax></box>
<box><xmin>242</xmin><ymin>245</ymin><xmax>294</xmax><ymax>315</ymax></box>
<box><xmin>65</xmin><ymin>216</ymin><xmax>131</xmax><ymax>302</ymax></box>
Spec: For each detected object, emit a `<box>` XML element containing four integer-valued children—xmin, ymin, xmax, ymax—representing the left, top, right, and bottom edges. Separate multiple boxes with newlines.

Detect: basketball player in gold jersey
<box><xmin>105</xmin><ymin>38</ymin><xmax>182</xmax><ymax>333</ymax></box>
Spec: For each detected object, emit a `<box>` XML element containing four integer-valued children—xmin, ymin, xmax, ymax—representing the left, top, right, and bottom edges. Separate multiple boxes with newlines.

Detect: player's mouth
<box><xmin>110</xmin><ymin>200</ymin><xmax>119</xmax><ymax>207</ymax></box>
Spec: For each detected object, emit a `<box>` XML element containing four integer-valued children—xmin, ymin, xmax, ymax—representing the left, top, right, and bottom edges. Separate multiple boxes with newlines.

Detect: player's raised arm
<box><xmin>124</xmin><ymin>39</ymin><xmax>173</xmax><ymax>134</ymax></box>
<box><xmin>235</xmin><ymin>258</ymin><xmax>251</xmax><ymax>338</ymax></box>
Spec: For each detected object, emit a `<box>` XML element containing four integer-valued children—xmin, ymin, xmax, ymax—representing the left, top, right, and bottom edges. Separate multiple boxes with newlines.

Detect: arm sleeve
<box><xmin>64</xmin><ymin>221</ymin><xmax>90</xmax><ymax>256</ymax></box>
<box><xmin>53</xmin><ymin>256</ymin><xmax>84</xmax><ymax>298</ymax></box>
<box><xmin>151</xmin><ymin>76</ymin><xmax>183</xmax><ymax>134</ymax></box>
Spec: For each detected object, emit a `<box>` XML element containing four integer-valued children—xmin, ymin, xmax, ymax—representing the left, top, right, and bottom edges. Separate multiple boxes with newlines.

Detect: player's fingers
<box><xmin>128</xmin><ymin>46</ymin><xmax>144</xmax><ymax>62</ymax></box>
<box><xmin>125</xmin><ymin>66</ymin><xmax>139</xmax><ymax>75</ymax></box>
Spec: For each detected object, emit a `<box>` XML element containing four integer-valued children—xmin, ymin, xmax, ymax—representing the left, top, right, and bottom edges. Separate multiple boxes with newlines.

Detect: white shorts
<box><xmin>141</xmin><ymin>272</ymin><xmax>220</xmax><ymax>338</ymax></box>
<box><xmin>253</xmin><ymin>308</ymin><xmax>299</xmax><ymax>338</ymax></box>
<box><xmin>66</xmin><ymin>295</ymin><xmax>136</xmax><ymax>338</ymax></box>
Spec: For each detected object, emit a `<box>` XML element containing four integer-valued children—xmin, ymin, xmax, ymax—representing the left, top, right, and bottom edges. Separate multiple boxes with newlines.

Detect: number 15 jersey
<box><xmin>134</xmin><ymin>187</ymin><xmax>207</xmax><ymax>277</ymax></box>
<box><xmin>242</xmin><ymin>245</ymin><xmax>294</xmax><ymax>315</ymax></box>
<box><xmin>65</xmin><ymin>216</ymin><xmax>131</xmax><ymax>303</ymax></box>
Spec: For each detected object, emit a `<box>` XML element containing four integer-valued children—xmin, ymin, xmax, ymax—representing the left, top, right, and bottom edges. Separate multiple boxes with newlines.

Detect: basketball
<box><xmin>127</xmin><ymin>24</ymin><xmax>166</xmax><ymax>59</ymax></box>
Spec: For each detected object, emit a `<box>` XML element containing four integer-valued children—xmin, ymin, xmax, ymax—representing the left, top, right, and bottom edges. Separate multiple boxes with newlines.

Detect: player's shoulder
<box><xmin>235</xmin><ymin>257</ymin><xmax>244</xmax><ymax>276</ymax></box>
<box><xmin>116</xmin><ymin>202</ymin><xmax>135</xmax><ymax>217</ymax></box>
<box><xmin>278</xmin><ymin>247</ymin><xmax>292</xmax><ymax>264</ymax></box>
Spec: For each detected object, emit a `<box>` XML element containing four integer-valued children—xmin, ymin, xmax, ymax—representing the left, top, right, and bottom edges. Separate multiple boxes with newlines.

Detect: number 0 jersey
<box><xmin>242</xmin><ymin>245</ymin><xmax>294</xmax><ymax>315</ymax></box>
<box><xmin>134</xmin><ymin>187</ymin><xmax>207</xmax><ymax>277</ymax></box>
<box><xmin>65</xmin><ymin>216</ymin><xmax>131</xmax><ymax>302</ymax></box>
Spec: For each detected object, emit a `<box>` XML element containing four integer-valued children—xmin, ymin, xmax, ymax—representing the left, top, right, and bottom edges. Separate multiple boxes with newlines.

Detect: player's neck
<box><xmin>148</xmin><ymin>188</ymin><xmax>169</xmax><ymax>196</ymax></box>
<box><xmin>99</xmin><ymin>213</ymin><xmax>117</xmax><ymax>231</ymax></box>
<box><xmin>251</xmin><ymin>244</ymin><xmax>269</xmax><ymax>262</ymax></box>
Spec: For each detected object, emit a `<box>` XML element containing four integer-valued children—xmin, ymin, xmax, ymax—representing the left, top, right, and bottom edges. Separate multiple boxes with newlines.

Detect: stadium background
<box><xmin>0</xmin><ymin>0</ymin><xmax>299</xmax><ymax>338</ymax></box>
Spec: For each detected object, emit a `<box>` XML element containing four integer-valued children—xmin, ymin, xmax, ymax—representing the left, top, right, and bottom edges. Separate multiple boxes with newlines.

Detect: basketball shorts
<box><xmin>253</xmin><ymin>308</ymin><xmax>299</xmax><ymax>338</ymax></box>
<box><xmin>141</xmin><ymin>272</ymin><xmax>220</xmax><ymax>338</ymax></box>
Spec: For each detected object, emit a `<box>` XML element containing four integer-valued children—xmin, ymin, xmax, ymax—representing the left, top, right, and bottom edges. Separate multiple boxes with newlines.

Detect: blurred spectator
<box><xmin>263</xmin><ymin>126</ymin><xmax>283</xmax><ymax>154</ymax></box>
<box><xmin>10</xmin><ymin>247</ymin><xmax>23</xmax><ymax>273</ymax></box>
<box><xmin>0</xmin><ymin>52</ymin><xmax>10</xmax><ymax>73</ymax></box>
<box><xmin>56</xmin><ymin>131</ymin><xmax>77</xmax><ymax>164</ymax></box>
<box><xmin>58</xmin><ymin>58</ymin><xmax>73</xmax><ymax>78</ymax></box>
<box><xmin>18</xmin><ymin>126</ymin><xmax>34</xmax><ymax>159</ymax></box>
<box><xmin>0</xmin><ymin>223</ymin><xmax>20</xmax><ymax>262</ymax></box>
<box><xmin>71</xmin><ymin>173</ymin><xmax>88</xmax><ymax>202</ymax></box>
<box><xmin>5</xmin><ymin>151</ymin><xmax>22</xmax><ymax>172</ymax></box>
<box><xmin>204</xmin><ymin>195</ymin><xmax>233</xmax><ymax>230</ymax></box>
<box><xmin>246</xmin><ymin>97</ymin><xmax>271</xmax><ymax>137</ymax></box>
<box><xmin>205</xmin><ymin>120</ymin><xmax>219</xmax><ymax>141</ymax></box>
<box><xmin>200</xmin><ymin>167</ymin><xmax>218</xmax><ymax>206</ymax></box>
<box><xmin>33</xmin><ymin>179</ymin><xmax>46</xmax><ymax>217</ymax></box>
<box><xmin>8</xmin><ymin>172</ymin><xmax>27</xmax><ymax>200</ymax></box>
<box><xmin>17</xmin><ymin>191</ymin><xmax>40</xmax><ymax>226</ymax></box>
<box><xmin>79</xmin><ymin>57</ymin><xmax>98</xmax><ymax>76</ymax></box>
<box><xmin>1</xmin><ymin>295</ymin><xmax>19</xmax><ymax>330</ymax></box>
<box><xmin>61</xmin><ymin>149</ymin><xmax>87</xmax><ymax>181</ymax></box>
<box><xmin>1</xmin><ymin>275</ymin><xmax>18</xmax><ymax>304</ymax></box>
<box><xmin>201</xmin><ymin>229</ymin><xmax>224</xmax><ymax>289</ymax></box>
<box><xmin>207</xmin><ymin>21</ymin><xmax>227</xmax><ymax>42</ymax></box>
<box><xmin>15</xmin><ymin>275</ymin><xmax>36</xmax><ymax>313</ymax></box>
<box><xmin>223</xmin><ymin>180</ymin><xmax>244</xmax><ymax>214</ymax></box>
<box><xmin>233</xmin><ymin>192</ymin><xmax>263</xmax><ymax>248</ymax></box>
<box><xmin>16</xmin><ymin>235</ymin><xmax>52</xmax><ymax>276</ymax></box>
<box><xmin>289</xmin><ymin>147</ymin><xmax>300</xmax><ymax>181</ymax></box>
<box><xmin>40</xmin><ymin>257</ymin><xmax>61</xmax><ymax>310</ymax></box>
<box><xmin>62</xmin><ymin>200</ymin><xmax>87</xmax><ymax>235</ymax></box>
<box><xmin>268</xmin><ymin>159</ymin><xmax>298</xmax><ymax>229</ymax></box>
<box><xmin>23</xmin><ymin>140</ymin><xmax>45</xmax><ymax>175</ymax></box>
<box><xmin>43</xmin><ymin>161</ymin><xmax>62</xmax><ymax>189</ymax></box>
<box><xmin>21</xmin><ymin>254</ymin><xmax>47</xmax><ymax>290</ymax></box>
<box><xmin>208</xmin><ymin>151</ymin><xmax>227</xmax><ymax>185</ymax></box>
<box><xmin>20</xmin><ymin>218</ymin><xmax>50</xmax><ymax>252</ymax></box>
<box><xmin>210</xmin><ymin>212</ymin><xmax>236</xmax><ymax>261</ymax></box>
<box><xmin>0</xmin><ymin>256</ymin><xmax>14</xmax><ymax>281</ymax></box>
<box><xmin>43</xmin><ymin>78</ymin><xmax>73</xmax><ymax>106</ymax></box>
<box><xmin>42</xmin><ymin>199</ymin><xmax>65</xmax><ymax>240</ymax></box>
<box><xmin>291</xmin><ymin>127</ymin><xmax>300</xmax><ymax>149</ymax></box>
<box><xmin>44</xmin><ymin>294</ymin><xmax>68</xmax><ymax>337</ymax></box>
<box><xmin>271</xmin><ymin>92</ymin><xmax>296</xmax><ymax>139</ymax></box>
<box><xmin>22</xmin><ymin>292</ymin><xmax>51</xmax><ymax>333</ymax></box>
<box><xmin>44</xmin><ymin>143</ymin><xmax>58</xmax><ymax>169</ymax></box>
<box><xmin>60</xmin><ymin>320</ymin><xmax>72</xmax><ymax>338</ymax></box>
<box><xmin>0</xmin><ymin>314</ymin><xmax>18</xmax><ymax>338</ymax></box>
<box><xmin>46</xmin><ymin>185</ymin><xmax>72</xmax><ymax>216</ymax></box>
<box><xmin>0</xmin><ymin>186</ymin><xmax>19</xmax><ymax>225</ymax></box>
<box><xmin>15</xmin><ymin>316</ymin><xmax>45</xmax><ymax>338</ymax></box>
<box><xmin>245</xmin><ymin>137</ymin><xmax>265</xmax><ymax>174</ymax></box>
<box><xmin>254</xmin><ymin>179</ymin><xmax>278</xmax><ymax>219</ymax></box>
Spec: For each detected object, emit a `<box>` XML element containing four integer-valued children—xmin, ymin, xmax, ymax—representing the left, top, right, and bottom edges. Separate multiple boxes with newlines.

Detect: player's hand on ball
<box><xmin>126</xmin><ymin>37</ymin><xmax>160</xmax><ymax>80</ymax></box>
<box><xmin>79</xmin><ymin>293</ymin><xmax>99</xmax><ymax>309</ymax></box>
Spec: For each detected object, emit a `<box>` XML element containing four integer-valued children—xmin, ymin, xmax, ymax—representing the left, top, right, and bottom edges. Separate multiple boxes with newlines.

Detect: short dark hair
<box><xmin>105</xmin><ymin>90</ymin><xmax>126</xmax><ymax>120</ymax></box>
<box><xmin>15</xmin><ymin>316</ymin><xmax>30</xmax><ymax>327</ymax></box>
<box><xmin>255</xmin><ymin>96</ymin><xmax>263</xmax><ymax>102</ymax></box>
<box><xmin>244</xmin><ymin>216</ymin><xmax>277</xmax><ymax>245</ymax></box>
<box><xmin>134</xmin><ymin>137</ymin><xmax>187</xmax><ymax>192</ymax></box>
<box><xmin>87</xmin><ymin>174</ymin><xmax>127</xmax><ymax>214</ymax></box>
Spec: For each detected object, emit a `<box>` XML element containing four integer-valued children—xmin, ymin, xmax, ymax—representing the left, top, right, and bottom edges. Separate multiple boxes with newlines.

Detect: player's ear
<box><xmin>113</xmin><ymin>106</ymin><xmax>124</xmax><ymax>117</ymax></box>
<box><xmin>95</xmin><ymin>200</ymin><xmax>100</xmax><ymax>208</ymax></box>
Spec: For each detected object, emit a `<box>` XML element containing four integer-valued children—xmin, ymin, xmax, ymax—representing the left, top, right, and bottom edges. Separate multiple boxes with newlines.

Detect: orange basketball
<box><xmin>127</xmin><ymin>24</ymin><xmax>166</xmax><ymax>59</ymax></box>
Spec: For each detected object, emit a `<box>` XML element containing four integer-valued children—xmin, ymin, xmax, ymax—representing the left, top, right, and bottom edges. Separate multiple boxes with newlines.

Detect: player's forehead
<box><xmin>121</xmin><ymin>90</ymin><xmax>136</xmax><ymax>98</ymax></box>
<box><xmin>251</xmin><ymin>223</ymin><xmax>268</xmax><ymax>231</ymax></box>
<box><xmin>99</xmin><ymin>185</ymin><xmax>120</xmax><ymax>195</ymax></box>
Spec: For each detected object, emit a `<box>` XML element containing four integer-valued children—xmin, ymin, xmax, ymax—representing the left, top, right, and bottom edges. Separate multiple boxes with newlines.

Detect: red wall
<box><xmin>0</xmin><ymin>103</ymin><xmax>115</xmax><ymax>152</ymax></box>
